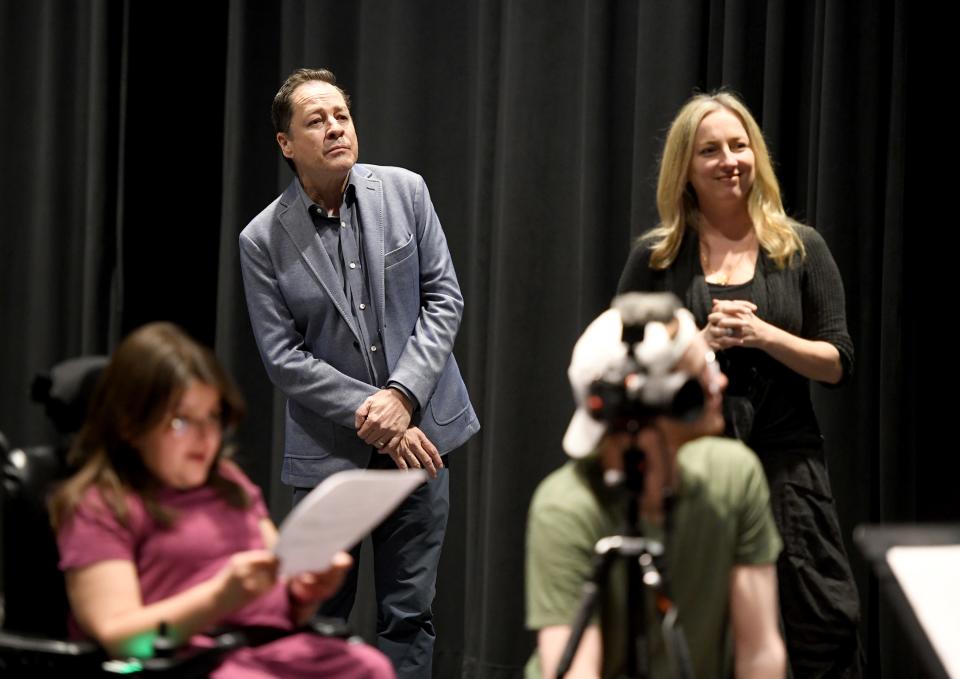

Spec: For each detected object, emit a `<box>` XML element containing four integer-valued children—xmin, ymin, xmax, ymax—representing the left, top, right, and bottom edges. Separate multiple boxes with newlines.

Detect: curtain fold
<box><xmin>212</xmin><ymin>3</ymin><xmax>908</xmax><ymax>676</ymax></box>
<box><xmin>1</xmin><ymin>1</ymin><xmax>912</xmax><ymax>676</ymax></box>
<box><xmin>0</xmin><ymin>0</ymin><xmax>121</xmax><ymax>445</ymax></box>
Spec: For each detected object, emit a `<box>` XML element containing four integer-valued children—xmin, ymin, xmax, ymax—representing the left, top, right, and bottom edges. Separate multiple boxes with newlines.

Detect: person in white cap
<box><xmin>525</xmin><ymin>292</ymin><xmax>786</xmax><ymax>679</ymax></box>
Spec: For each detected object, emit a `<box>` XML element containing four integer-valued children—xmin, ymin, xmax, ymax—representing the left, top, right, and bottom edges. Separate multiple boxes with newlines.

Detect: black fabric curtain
<box><xmin>1</xmin><ymin>1</ymin><xmax>921</xmax><ymax>676</ymax></box>
<box><xmin>0</xmin><ymin>0</ymin><xmax>122</xmax><ymax>444</ymax></box>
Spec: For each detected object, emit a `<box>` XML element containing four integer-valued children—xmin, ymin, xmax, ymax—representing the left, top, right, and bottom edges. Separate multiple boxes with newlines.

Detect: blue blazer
<box><xmin>239</xmin><ymin>164</ymin><xmax>480</xmax><ymax>487</ymax></box>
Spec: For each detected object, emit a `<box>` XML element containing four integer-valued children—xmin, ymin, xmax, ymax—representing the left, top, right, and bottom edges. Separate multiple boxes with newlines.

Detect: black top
<box><xmin>617</xmin><ymin>225</ymin><xmax>853</xmax><ymax>451</ymax></box>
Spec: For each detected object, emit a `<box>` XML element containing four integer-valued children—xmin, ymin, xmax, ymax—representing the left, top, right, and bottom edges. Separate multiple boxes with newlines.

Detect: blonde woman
<box><xmin>618</xmin><ymin>92</ymin><xmax>861</xmax><ymax>676</ymax></box>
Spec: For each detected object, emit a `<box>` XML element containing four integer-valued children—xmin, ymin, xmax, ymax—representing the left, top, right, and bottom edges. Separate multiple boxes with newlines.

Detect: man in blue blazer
<box><xmin>239</xmin><ymin>68</ymin><xmax>479</xmax><ymax>678</ymax></box>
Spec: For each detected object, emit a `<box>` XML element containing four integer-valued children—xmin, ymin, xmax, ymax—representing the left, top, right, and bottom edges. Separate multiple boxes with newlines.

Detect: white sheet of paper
<box><xmin>274</xmin><ymin>469</ymin><xmax>427</xmax><ymax>577</ymax></box>
<box><xmin>886</xmin><ymin>545</ymin><xmax>960</xmax><ymax>678</ymax></box>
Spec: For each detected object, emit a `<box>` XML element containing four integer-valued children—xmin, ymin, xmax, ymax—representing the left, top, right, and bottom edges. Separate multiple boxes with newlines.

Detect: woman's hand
<box><xmin>706</xmin><ymin>299</ymin><xmax>771</xmax><ymax>350</ymax></box>
<box><xmin>215</xmin><ymin>550</ymin><xmax>280</xmax><ymax>611</ymax></box>
<box><xmin>706</xmin><ymin>298</ymin><xmax>843</xmax><ymax>383</ymax></box>
<box><xmin>288</xmin><ymin>551</ymin><xmax>353</xmax><ymax>605</ymax></box>
<box><xmin>287</xmin><ymin>551</ymin><xmax>354</xmax><ymax>625</ymax></box>
<box><xmin>67</xmin><ymin>551</ymin><xmax>281</xmax><ymax>659</ymax></box>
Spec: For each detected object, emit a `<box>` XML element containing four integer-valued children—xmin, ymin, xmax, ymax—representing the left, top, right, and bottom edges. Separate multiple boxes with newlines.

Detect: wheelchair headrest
<box><xmin>30</xmin><ymin>356</ymin><xmax>108</xmax><ymax>435</ymax></box>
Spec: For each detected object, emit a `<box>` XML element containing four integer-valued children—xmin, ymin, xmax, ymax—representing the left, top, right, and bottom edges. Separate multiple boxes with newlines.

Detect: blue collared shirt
<box><xmin>295</xmin><ymin>176</ymin><xmax>418</xmax><ymax>409</ymax></box>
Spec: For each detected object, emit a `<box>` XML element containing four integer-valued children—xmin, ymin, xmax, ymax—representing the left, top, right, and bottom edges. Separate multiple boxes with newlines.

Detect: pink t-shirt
<box><xmin>56</xmin><ymin>462</ymin><xmax>396</xmax><ymax>678</ymax></box>
<box><xmin>57</xmin><ymin>460</ymin><xmax>292</xmax><ymax>633</ymax></box>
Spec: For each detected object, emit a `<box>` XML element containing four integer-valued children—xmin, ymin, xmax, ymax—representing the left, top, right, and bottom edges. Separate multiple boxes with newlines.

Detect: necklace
<box><xmin>700</xmin><ymin>241</ymin><xmax>749</xmax><ymax>286</ymax></box>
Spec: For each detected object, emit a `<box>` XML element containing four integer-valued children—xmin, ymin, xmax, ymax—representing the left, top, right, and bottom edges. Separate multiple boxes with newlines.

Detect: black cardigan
<box><xmin>617</xmin><ymin>225</ymin><xmax>854</xmax><ymax>450</ymax></box>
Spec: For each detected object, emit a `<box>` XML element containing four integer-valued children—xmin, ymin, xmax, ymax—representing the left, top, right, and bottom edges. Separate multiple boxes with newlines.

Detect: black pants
<box><xmin>758</xmin><ymin>446</ymin><xmax>863</xmax><ymax>678</ymax></box>
<box><xmin>293</xmin><ymin>452</ymin><xmax>450</xmax><ymax>679</ymax></box>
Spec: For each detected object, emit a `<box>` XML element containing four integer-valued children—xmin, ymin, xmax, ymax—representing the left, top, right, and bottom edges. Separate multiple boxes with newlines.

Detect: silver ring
<box><xmin>726</xmin><ymin>328</ymin><xmax>735</xmax><ymax>337</ymax></box>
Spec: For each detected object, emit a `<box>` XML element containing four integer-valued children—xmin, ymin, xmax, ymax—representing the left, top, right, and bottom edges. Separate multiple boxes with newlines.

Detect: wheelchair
<box><xmin>0</xmin><ymin>357</ymin><xmax>352</xmax><ymax>677</ymax></box>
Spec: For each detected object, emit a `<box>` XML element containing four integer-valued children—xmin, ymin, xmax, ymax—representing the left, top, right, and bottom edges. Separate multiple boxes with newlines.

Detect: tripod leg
<box><xmin>555</xmin><ymin>552</ymin><xmax>615</xmax><ymax>679</ymax></box>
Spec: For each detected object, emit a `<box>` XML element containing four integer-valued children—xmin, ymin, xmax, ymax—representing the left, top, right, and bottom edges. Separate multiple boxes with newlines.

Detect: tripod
<box><xmin>554</xmin><ymin>447</ymin><xmax>693</xmax><ymax>679</ymax></box>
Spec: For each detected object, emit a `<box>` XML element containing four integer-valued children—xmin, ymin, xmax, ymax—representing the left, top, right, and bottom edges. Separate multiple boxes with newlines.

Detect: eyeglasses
<box><xmin>168</xmin><ymin>414</ymin><xmax>223</xmax><ymax>438</ymax></box>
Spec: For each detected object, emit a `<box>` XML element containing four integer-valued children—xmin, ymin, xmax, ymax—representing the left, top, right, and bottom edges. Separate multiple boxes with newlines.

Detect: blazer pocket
<box><xmin>285</xmin><ymin>401</ymin><xmax>336</xmax><ymax>458</ymax></box>
<box><xmin>384</xmin><ymin>234</ymin><xmax>416</xmax><ymax>269</ymax></box>
<box><xmin>427</xmin><ymin>363</ymin><xmax>471</xmax><ymax>425</ymax></box>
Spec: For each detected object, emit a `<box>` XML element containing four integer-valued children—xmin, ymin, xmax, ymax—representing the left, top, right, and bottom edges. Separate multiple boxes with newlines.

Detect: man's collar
<box><xmin>576</xmin><ymin>454</ymin><xmax>628</xmax><ymax>506</ymax></box>
<box><xmin>674</xmin><ymin>439</ymin><xmax>705</xmax><ymax>498</ymax></box>
<box><xmin>295</xmin><ymin>171</ymin><xmax>358</xmax><ymax>216</ymax></box>
<box><xmin>579</xmin><ymin>439</ymin><xmax>702</xmax><ymax>504</ymax></box>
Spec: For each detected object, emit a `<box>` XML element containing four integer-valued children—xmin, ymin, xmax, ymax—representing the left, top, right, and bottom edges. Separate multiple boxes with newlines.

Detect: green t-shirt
<box><xmin>525</xmin><ymin>437</ymin><xmax>781</xmax><ymax>679</ymax></box>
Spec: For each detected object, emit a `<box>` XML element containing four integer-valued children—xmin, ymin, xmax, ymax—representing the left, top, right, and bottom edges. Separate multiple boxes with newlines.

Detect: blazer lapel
<box><xmin>357</xmin><ymin>171</ymin><xmax>386</xmax><ymax>329</ymax></box>
<box><xmin>276</xmin><ymin>181</ymin><xmax>361</xmax><ymax>342</ymax></box>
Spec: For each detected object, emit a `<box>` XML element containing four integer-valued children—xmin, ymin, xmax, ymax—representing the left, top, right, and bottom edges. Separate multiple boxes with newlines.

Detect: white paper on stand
<box><xmin>886</xmin><ymin>545</ymin><xmax>960</xmax><ymax>678</ymax></box>
<box><xmin>274</xmin><ymin>469</ymin><xmax>427</xmax><ymax>577</ymax></box>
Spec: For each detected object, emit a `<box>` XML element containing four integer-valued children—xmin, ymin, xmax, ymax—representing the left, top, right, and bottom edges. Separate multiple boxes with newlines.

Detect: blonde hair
<box><xmin>645</xmin><ymin>91</ymin><xmax>804</xmax><ymax>269</ymax></box>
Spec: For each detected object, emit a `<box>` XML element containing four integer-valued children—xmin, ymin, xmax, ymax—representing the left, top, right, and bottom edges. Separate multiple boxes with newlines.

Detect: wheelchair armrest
<box><xmin>0</xmin><ymin>629</ymin><xmax>228</xmax><ymax>677</ymax></box>
<box><xmin>0</xmin><ymin>629</ymin><xmax>104</xmax><ymax>676</ymax></box>
<box><xmin>0</xmin><ymin>629</ymin><xmax>100</xmax><ymax>655</ymax></box>
<box><xmin>0</xmin><ymin>621</ymin><xmax>356</xmax><ymax>676</ymax></box>
<box><xmin>132</xmin><ymin>633</ymin><xmax>242</xmax><ymax>677</ymax></box>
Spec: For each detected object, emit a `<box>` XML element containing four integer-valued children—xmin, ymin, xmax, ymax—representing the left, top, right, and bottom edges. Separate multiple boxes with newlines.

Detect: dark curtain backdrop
<box><xmin>1</xmin><ymin>1</ymin><xmax>922</xmax><ymax>677</ymax></box>
<box><xmin>0</xmin><ymin>0</ymin><xmax>122</xmax><ymax>443</ymax></box>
